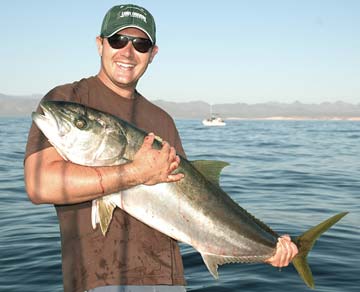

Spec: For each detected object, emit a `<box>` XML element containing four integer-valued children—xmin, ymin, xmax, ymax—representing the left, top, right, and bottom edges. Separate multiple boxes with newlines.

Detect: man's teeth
<box><xmin>116</xmin><ymin>62</ymin><xmax>135</xmax><ymax>68</ymax></box>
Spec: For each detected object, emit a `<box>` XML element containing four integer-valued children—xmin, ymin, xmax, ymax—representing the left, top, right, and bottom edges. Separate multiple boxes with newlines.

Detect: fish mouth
<box><xmin>32</xmin><ymin>101</ymin><xmax>69</xmax><ymax>136</ymax></box>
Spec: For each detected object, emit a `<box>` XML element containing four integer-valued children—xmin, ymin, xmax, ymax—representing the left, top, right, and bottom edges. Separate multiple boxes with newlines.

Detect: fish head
<box><xmin>32</xmin><ymin>100</ymin><xmax>128</xmax><ymax>166</ymax></box>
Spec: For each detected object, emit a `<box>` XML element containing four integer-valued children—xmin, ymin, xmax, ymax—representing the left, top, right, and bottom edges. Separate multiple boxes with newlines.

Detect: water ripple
<box><xmin>1</xmin><ymin>118</ymin><xmax>359</xmax><ymax>291</ymax></box>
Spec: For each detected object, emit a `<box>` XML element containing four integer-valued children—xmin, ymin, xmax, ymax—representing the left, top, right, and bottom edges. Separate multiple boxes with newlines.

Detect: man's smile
<box><xmin>115</xmin><ymin>62</ymin><xmax>135</xmax><ymax>70</ymax></box>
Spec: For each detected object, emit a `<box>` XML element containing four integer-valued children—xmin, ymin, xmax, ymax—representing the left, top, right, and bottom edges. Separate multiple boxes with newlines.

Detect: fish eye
<box><xmin>74</xmin><ymin>117</ymin><xmax>87</xmax><ymax>129</ymax></box>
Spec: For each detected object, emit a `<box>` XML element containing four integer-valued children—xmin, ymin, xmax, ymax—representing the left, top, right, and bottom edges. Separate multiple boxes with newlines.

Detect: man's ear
<box><xmin>96</xmin><ymin>36</ymin><xmax>103</xmax><ymax>57</ymax></box>
<box><xmin>149</xmin><ymin>45</ymin><xmax>159</xmax><ymax>64</ymax></box>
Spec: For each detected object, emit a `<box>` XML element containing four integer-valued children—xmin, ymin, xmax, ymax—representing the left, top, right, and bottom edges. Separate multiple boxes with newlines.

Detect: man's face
<box><xmin>96</xmin><ymin>27</ymin><xmax>158</xmax><ymax>90</ymax></box>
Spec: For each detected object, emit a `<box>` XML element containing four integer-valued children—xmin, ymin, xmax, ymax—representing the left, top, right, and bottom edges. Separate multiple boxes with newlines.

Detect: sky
<box><xmin>1</xmin><ymin>0</ymin><xmax>359</xmax><ymax>104</ymax></box>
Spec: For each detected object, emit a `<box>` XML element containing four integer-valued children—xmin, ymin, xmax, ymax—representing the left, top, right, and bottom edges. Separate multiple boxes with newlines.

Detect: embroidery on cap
<box><xmin>118</xmin><ymin>11</ymin><xmax>147</xmax><ymax>23</ymax></box>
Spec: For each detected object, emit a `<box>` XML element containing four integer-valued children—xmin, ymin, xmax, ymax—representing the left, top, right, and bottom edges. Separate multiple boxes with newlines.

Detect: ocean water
<box><xmin>0</xmin><ymin>117</ymin><xmax>359</xmax><ymax>292</ymax></box>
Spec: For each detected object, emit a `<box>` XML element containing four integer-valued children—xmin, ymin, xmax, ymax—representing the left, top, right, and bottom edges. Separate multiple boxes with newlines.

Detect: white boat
<box><xmin>202</xmin><ymin>116</ymin><xmax>226</xmax><ymax>126</ymax></box>
<box><xmin>202</xmin><ymin>104</ymin><xmax>226</xmax><ymax>126</ymax></box>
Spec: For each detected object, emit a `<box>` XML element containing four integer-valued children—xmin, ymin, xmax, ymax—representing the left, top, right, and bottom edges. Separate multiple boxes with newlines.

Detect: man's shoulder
<box><xmin>138</xmin><ymin>95</ymin><xmax>174</xmax><ymax>122</ymax></box>
<box><xmin>44</xmin><ymin>76</ymin><xmax>96</xmax><ymax>102</ymax></box>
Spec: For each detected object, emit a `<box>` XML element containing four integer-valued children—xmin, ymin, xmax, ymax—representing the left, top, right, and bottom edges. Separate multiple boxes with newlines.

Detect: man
<box><xmin>24</xmin><ymin>4</ymin><xmax>297</xmax><ymax>292</ymax></box>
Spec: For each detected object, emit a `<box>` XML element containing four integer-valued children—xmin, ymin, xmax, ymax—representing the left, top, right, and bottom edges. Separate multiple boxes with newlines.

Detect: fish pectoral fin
<box><xmin>191</xmin><ymin>160</ymin><xmax>229</xmax><ymax>186</ymax></box>
<box><xmin>201</xmin><ymin>253</ymin><xmax>220</xmax><ymax>279</ymax></box>
<box><xmin>98</xmin><ymin>196</ymin><xmax>117</xmax><ymax>236</ymax></box>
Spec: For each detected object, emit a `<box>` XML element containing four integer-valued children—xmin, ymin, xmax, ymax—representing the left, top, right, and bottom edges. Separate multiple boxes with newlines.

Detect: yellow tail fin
<box><xmin>292</xmin><ymin>212</ymin><xmax>348</xmax><ymax>288</ymax></box>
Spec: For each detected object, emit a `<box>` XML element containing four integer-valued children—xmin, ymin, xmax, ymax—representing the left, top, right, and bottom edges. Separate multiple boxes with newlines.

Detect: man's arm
<box><xmin>24</xmin><ymin>133</ymin><xmax>183</xmax><ymax>205</ymax></box>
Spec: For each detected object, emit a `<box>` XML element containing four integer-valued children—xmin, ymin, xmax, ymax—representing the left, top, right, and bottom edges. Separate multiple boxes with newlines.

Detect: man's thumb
<box><xmin>142</xmin><ymin>133</ymin><xmax>155</xmax><ymax>148</ymax></box>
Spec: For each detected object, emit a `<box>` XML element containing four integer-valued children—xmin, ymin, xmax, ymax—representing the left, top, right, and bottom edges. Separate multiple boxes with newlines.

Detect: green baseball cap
<box><xmin>100</xmin><ymin>4</ymin><xmax>156</xmax><ymax>44</ymax></box>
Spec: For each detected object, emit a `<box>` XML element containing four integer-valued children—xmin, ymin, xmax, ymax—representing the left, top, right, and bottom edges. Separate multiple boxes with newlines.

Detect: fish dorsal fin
<box><xmin>191</xmin><ymin>160</ymin><xmax>229</xmax><ymax>186</ymax></box>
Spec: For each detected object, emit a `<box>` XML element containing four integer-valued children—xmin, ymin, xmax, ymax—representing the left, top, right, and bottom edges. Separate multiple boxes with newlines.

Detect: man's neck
<box><xmin>96</xmin><ymin>73</ymin><xmax>136</xmax><ymax>99</ymax></box>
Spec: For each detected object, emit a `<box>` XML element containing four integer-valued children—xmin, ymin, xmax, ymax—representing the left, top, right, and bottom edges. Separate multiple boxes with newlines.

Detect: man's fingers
<box><xmin>161</xmin><ymin>142</ymin><xmax>178</xmax><ymax>167</ymax></box>
<box><xmin>175</xmin><ymin>155</ymin><xmax>180</xmax><ymax>164</ymax></box>
<box><xmin>142</xmin><ymin>133</ymin><xmax>155</xmax><ymax>148</ymax></box>
<box><xmin>265</xmin><ymin>234</ymin><xmax>298</xmax><ymax>267</ymax></box>
<box><xmin>168</xmin><ymin>157</ymin><xmax>181</xmax><ymax>173</ymax></box>
<box><xmin>161</xmin><ymin>140</ymin><xmax>171</xmax><ymax>154</ymax></box>
<box><xmin>280</xmin><ymin>235</ymin><xmax>298</xmax><ymax>258</ymax></box>
<box><xmin>289</xmin><ymin>238</ymin><xmax>299</xmax><ymax>260</ymax></box>
<box><xmin>168</xmin><ymin>146</ymin><xmax>177</xmax><ymax>162</ymax></box>
<box><xmin>278</xmin><ymin>238</ymin><xmax>289</xmax><ymax>266</ymax></box>
<box><xmin>167</xmin><ymin>173</ymin><xmax>184</xmax><ymax>182</ymax></box>
<box><xmin>139</xmin><ymin>134</ymin><xmax>184</xmax><ymax>185</ymax></box>
<box><xmin>278</xmin><ymin>236</ymin><xmax>298</xmax><ymax>266</ymax></box>
<box><xmin>280</xmin><ymin>234</ymin><xmax>291</xmax><ymax>242</ymax></box>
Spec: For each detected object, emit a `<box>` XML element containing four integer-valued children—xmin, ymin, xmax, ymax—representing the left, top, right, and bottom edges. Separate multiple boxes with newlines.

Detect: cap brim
<box><xmin>105</xmin><ymin>25</ymin><xmax>154</xmax><ymax>44</ymax></box>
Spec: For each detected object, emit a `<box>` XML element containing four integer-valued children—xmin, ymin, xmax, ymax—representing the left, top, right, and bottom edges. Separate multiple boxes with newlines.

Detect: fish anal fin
<box><xmin>201</xmin><ymin>253</ymin><xmax>220</xmax><ymax>279</ymax></box>
<box><xmin>201</xmin><ymin>252</ymin><xmax>268</xmax><ymax>279</ymax></box>
<box><xmin>98</xmin><ymin>197</ymin><xmax>117</xmax><ymax>236</ymax></box>
<box><xmin>191</xmin><ymin>160</ymin><xmax>229</xmax><ymax>186</ymax></box>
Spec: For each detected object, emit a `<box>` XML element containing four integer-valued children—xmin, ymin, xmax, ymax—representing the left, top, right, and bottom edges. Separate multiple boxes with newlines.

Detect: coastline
<box><xmin>226</xmin><ymin>116</ymin><xmax>360</xmax><ymax>121</ymax></box>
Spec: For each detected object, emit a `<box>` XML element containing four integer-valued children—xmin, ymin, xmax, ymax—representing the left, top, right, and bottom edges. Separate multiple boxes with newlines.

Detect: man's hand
<box><xmin>265</xmin><ymin>235</ymin><xmax>298</xmax><ymax>267</ymax></box>
<box><xmin>131</xmin><ymin>133</ymin><xmax>184</xmax><ymax>185</ymax></box>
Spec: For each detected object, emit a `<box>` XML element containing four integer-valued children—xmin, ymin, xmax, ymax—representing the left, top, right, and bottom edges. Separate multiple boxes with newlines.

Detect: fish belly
<box><xmin>118</xmin><ymin>183</ymin><xmax>275</xmax><ymax>260</ymax></box>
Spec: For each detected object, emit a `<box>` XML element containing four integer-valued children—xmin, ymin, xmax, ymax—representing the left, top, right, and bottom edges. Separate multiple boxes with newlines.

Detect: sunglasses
<box><xmin>107</xmin><ymin>34</ymin><xmax>154</xmax><ymax>53</ymax></box>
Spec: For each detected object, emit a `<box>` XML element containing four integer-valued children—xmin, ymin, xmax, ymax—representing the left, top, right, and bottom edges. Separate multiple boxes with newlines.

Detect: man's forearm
<box><xmin>47</xmin><ymin>161</ymin><xmax>142</xmax><ymax>204</ymax></box>
<box><xmin>25</xmin><ymin>150</ymin><xmax>142</xmax><ymax>205</ymax></box>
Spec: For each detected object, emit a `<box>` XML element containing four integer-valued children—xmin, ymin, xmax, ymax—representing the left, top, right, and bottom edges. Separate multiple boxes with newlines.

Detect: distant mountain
<box><xmin>0</xmin><ymin>94</ymin><xmax>42</xmax><ymax>116</ymax></box>
<box><xmin>1</xmin><ymin>93</ymin><xmax>360</xmax><ymax>119</ymax></box>
<box><xmin>154</xmin><ymin>100</ymin><xmax>210</xmax><ymax>119</ymax></box>
<box><xmin>154</xmin><ymin>99</ymin><xmax>360</xmax><ymax>120</ymax></box>
<box><xmin>212</xmin><ymin>101</ymin><xmax>360</xmax><ymax>120</ymax></box>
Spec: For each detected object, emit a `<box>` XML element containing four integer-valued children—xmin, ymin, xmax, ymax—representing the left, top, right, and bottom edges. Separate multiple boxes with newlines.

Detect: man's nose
<box><xmin>119</xmin><ymin>41</ymin><xmax>134</xmax><ymax>57</ymax></box>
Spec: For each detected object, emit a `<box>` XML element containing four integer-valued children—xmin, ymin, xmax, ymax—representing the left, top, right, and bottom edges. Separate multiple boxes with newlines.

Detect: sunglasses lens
<box><xmin>107</xmin><ymin>35</ymin><xmax>153</xmax><ymax>53</ymax></box>
<box><xmin>107</xmin><ymin>35</ymin><xmax>128</xmax><ymax>49</ymax></box>
<box><xmin>133</xmin><ymin>39</ymin><xmax>153</xmax><ymax>53</ymax></box>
